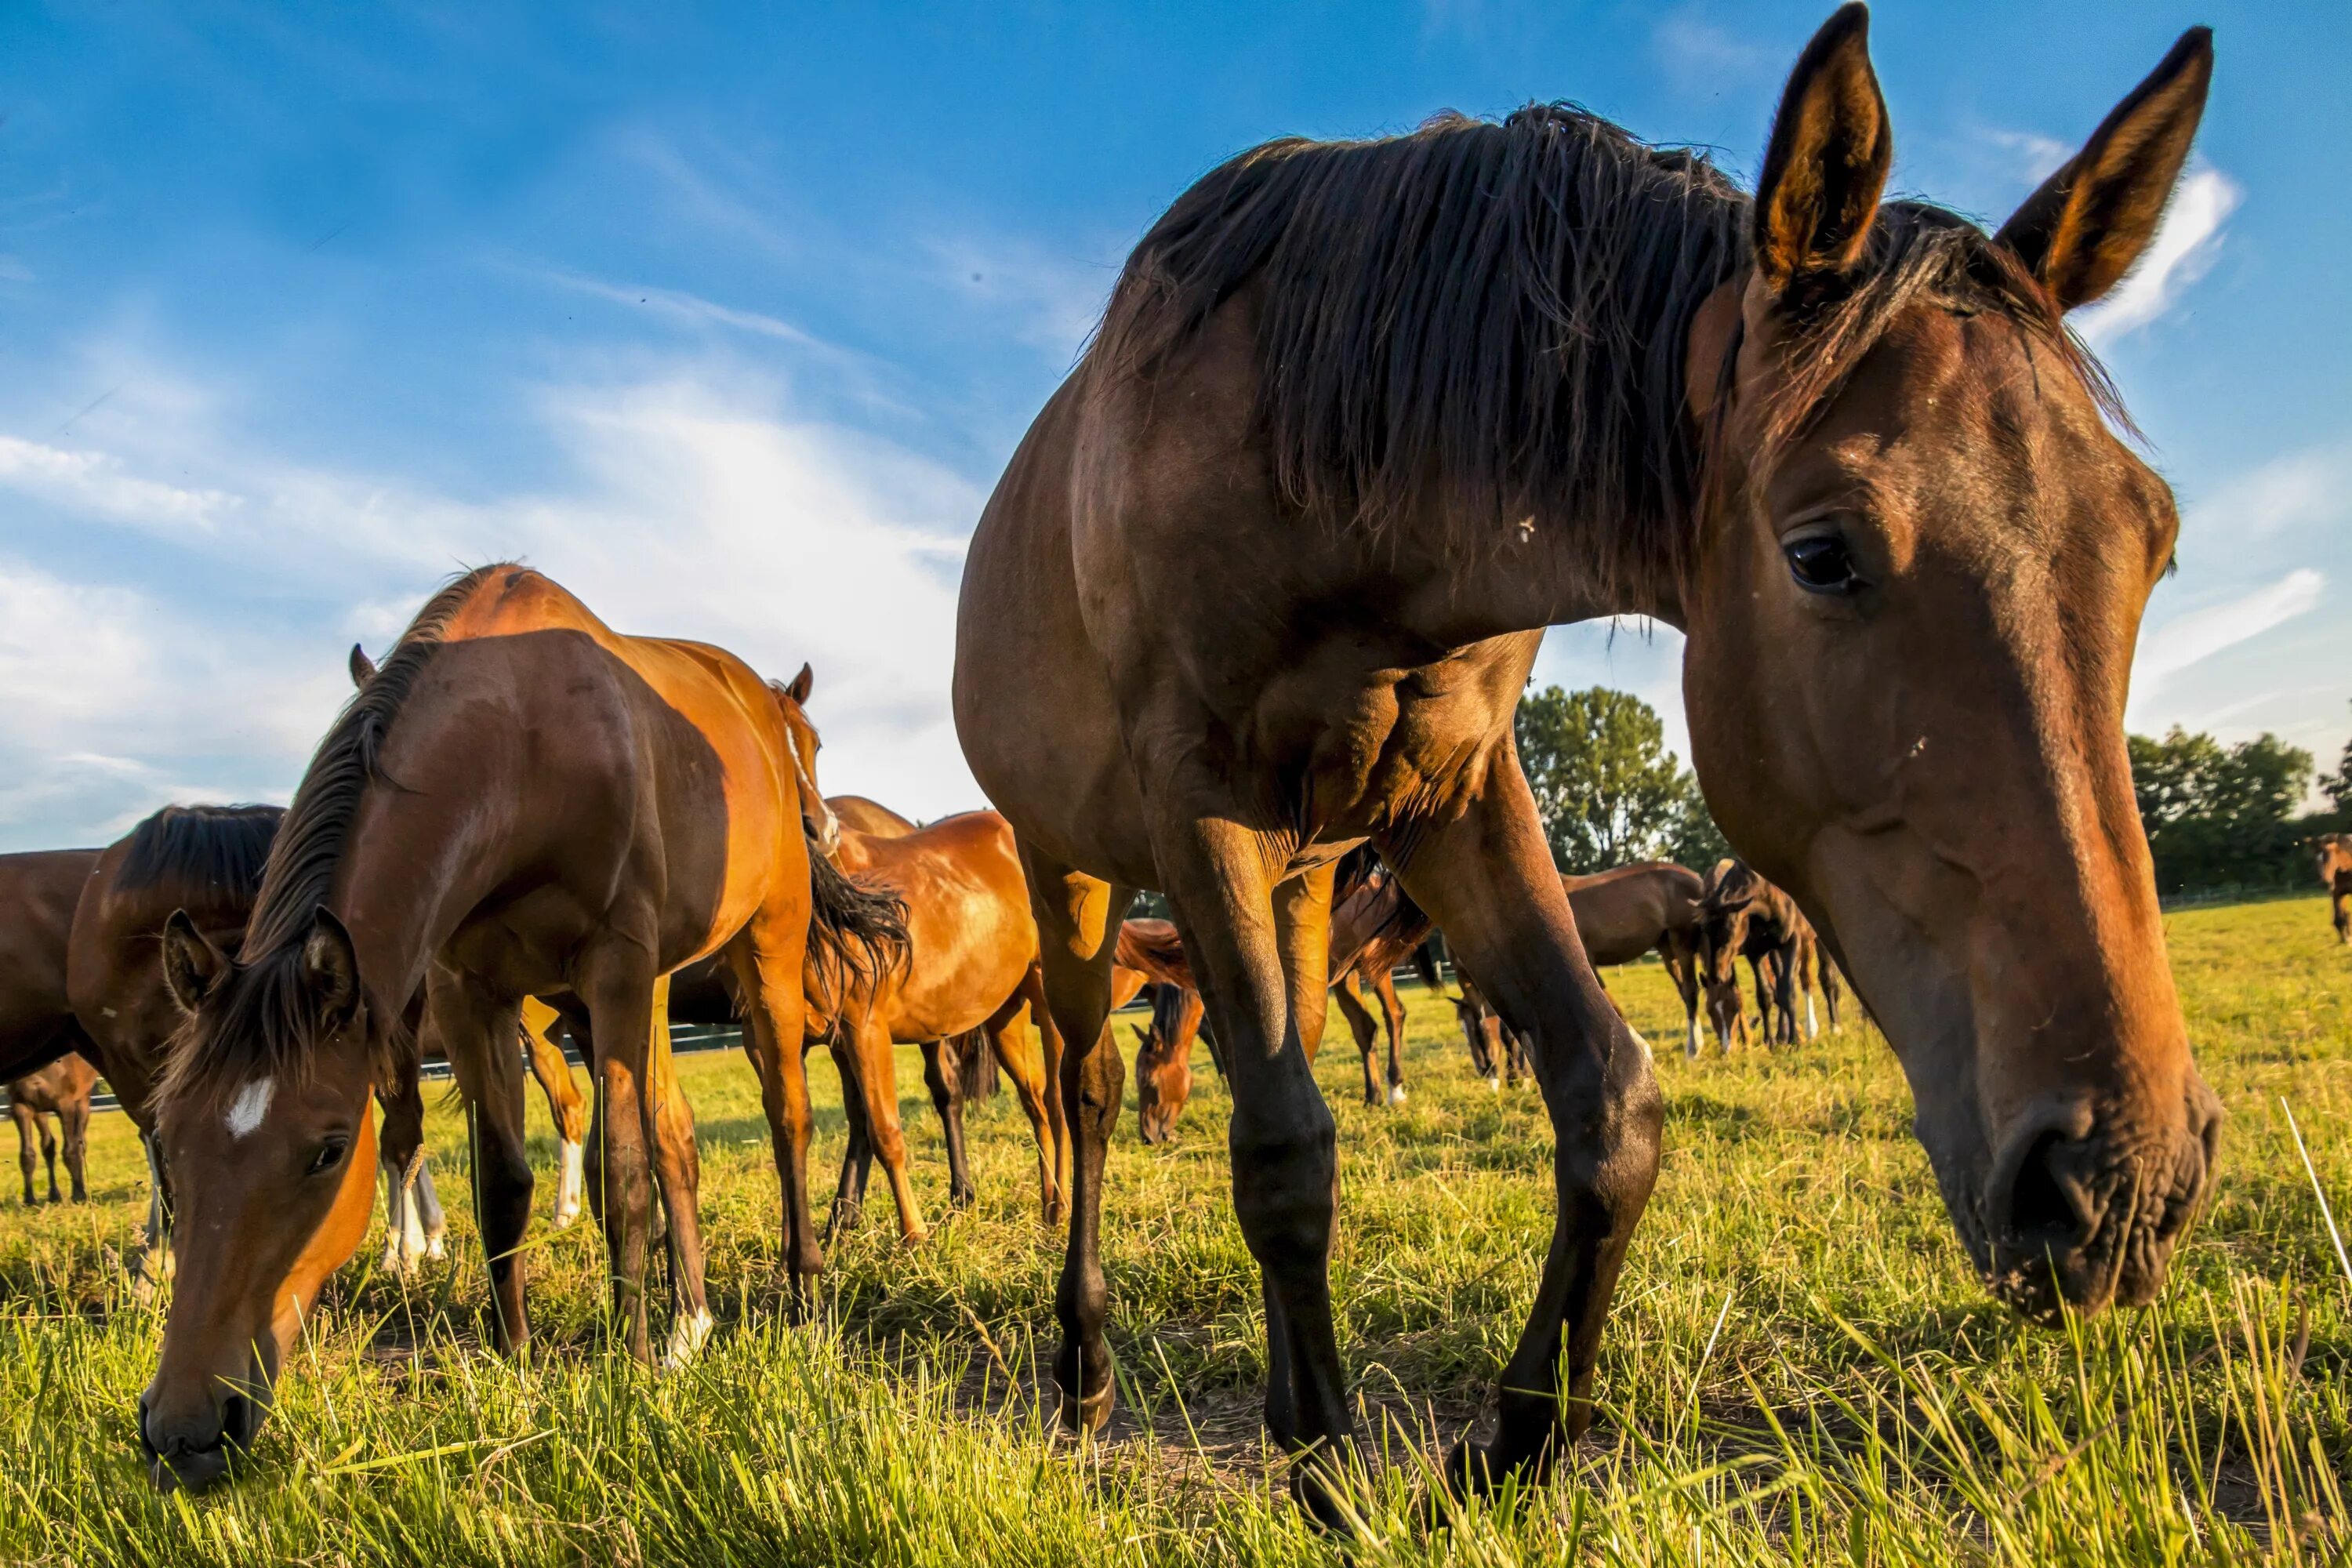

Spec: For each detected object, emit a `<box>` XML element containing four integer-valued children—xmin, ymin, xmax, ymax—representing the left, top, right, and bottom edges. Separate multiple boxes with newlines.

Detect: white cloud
<box><xmin>1982</xmin><ymin>129</ymin><xmax>2073</xmax><ymax>186</ymax></box>
<box><xmin>927</xmin><ymin>235</ymin><xmax>1112</xmax><ymax>361</ymax></box>
<box><xmin>534</xmin><ymin>270</ymin><xmax>821</xmax><ymax>347</ymax></box>
<box><xmin>1649</xmin><ymin>12</ymin><xmax>1774</xmax><ymax>88</ymax></box>
<box><xmin>2182</xmin><ymin>444</ymin><xmax>2352</xmax><ymax>543</ymax></box>
<box><xmin>0</xmin><ymin>434</ymin><xmax>239</xmax><ymax>532</ymax></box>
<box><xmin>2134</xmin><ymin>568</ymin><xmax>2325</xmax><ymax>688</ymax></box>
<box><xmin>0</xmin><ymin>364</ymin><xmax>995</xmax><ymax>847</ymax></box>
<box><xmin>2075</xmin><ymin>166</ymin><xmax>2241</xmax><ymax>346</ymax></box>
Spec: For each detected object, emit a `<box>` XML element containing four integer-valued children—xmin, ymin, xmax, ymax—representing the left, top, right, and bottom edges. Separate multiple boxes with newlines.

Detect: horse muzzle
<box><xmin>139</xmin><ymin>1384</ymin><xmax>263</xmax><ymax>1493</ymax></box>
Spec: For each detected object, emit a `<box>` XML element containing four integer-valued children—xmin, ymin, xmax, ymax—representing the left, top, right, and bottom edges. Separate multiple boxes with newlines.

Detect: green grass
<box><xmin>2</xmin><ymin>895</ymin><xmax>2349</xmax><ymax>1565</ymax></box>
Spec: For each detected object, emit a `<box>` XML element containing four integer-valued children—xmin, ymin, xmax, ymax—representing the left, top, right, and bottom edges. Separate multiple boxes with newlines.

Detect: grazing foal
<box><xmin>6</xmin><ymin>1056</ymin><xmax>95</xmax><ymax>1204</ymax></box>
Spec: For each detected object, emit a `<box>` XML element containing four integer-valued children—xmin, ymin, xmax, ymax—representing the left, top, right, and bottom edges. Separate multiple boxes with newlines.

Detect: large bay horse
<box><xmin>7</xmin><ymin>1055</ymin><xmax>96</xmax><ymax>1204</ymax></box>
<box><xmin>953</xmin><ymin>9</ymin><xmax>2222</xmax><ymax>1519</ymax></box>
<box><xmin>142</xmin><ymin>566</ymin><xmax>899</xmax><ymax>1492</ymax></box>
<box><xmin>2314</xmin><ymin>834</ymin><xmax>2352</xmax><ymax>944</ymax></box>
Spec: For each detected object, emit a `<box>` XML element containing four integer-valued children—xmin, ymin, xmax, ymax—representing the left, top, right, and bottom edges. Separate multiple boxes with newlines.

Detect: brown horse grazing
<box><xmin>1117</xmin><ymin>919</ymin><xmax>1206</xmax><ymax>1145</ymax></box>
<box><xmin>1696</xmin><ymin>859</ymin><xmax>1843</xmax><ymax>1051</ymax></box>
<box><xmin>1327</xmin><ymin>864</ymin><xmax>1436</xmax><ymax>1108</ymax></box>
<box><xmin>2315</xmin><ymin>835</ymin><xmax>2352</xmax><ymax>944</ymax></box>
<box><xmin>142</xmin><ymin>567</ymin><xmax>897</xmax><ymax>1492</ymax></box>
<box><xmin>7</xmin><ymin>1054</ymin><xmax>96</xmax><ymax>1204</ymax></box>
<box><xmin>1560</xmin><ymin>863</ymin><xmax>1709</xmax><ymax>1056</ymax></box>
<box><xmin>1449</xmin><ymin>974</ymin><xmax>1533</xmax><ymax>1090</ymax></box>
<box><xmin>0</xmin><ymin>850</ymin><xmax>102</xmax><ymax>1084</ymax></box>
<box><xmin>806</xmin><ymin>808</ymin><xmax>1068</xmax><ymax>1239</ymax></box>
<box><xmin>66</xmin><ymin>801</ymin><xmax>592</xmax><ymax>1283</ymax></box>
<box><xmin>953</xmin><ymin>10</ymin><xmax>2221</xmax><ymax>1519</ymax></box>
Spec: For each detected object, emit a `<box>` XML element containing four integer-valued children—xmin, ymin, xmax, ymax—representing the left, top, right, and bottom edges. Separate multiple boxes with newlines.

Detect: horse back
<box><xmin>0</xmin><ymin>850</ymin><xmax>100</xmax><ymax>1079</ymax></box>
<box><xmin>833</xmin><ymin>811</ymin><xmax>1033</xmax><ymax>1040</ymax></box>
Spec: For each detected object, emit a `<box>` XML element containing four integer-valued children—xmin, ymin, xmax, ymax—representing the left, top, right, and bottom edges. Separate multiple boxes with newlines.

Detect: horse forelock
<box><xmin>1096</xmin><ymin>105</ymin><xmax>2123</xmax><ymax>602</ymax></box>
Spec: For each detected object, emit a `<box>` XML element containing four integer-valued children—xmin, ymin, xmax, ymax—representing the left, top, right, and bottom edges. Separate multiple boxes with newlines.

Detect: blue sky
<box><xmin>2</xmin><ymin>2</ymin><xmax>2346</xmax><ymax>847</ymax></box>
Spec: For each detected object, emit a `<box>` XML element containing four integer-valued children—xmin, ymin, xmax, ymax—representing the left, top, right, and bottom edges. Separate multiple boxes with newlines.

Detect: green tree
<box><xmin>1515</xmin><ymin>684</ymin><xmax>1723</xmax><ymax>873</ymax></box>
<box><xmin>2128</xmin><ymin>725</ymin><xmax>2313</xmax><ymax>895</ymax></box>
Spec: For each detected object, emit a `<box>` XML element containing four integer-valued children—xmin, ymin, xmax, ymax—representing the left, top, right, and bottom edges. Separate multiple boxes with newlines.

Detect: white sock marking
<box><xmin>554</xmin><ymin>1137</ymin><xmax>585</xmax><ymax>1227</ymax></box>
<box><xmin>223</xmin><ymin>1077</ymin><xmax>274</xmax><ymax>1141</ymax></box>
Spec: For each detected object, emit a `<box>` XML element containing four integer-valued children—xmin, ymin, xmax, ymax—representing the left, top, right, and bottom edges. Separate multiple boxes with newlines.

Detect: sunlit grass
<box><xmin>1</xmin><ymin>895</ymin><xmax>2346</xmax><ymax>1563</ymax></box>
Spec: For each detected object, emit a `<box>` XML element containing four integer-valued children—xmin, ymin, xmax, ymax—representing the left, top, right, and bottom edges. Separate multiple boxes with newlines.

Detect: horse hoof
<box><xmin>1387</xmin><ymin>1084</ymin><xmax>1408</xmax><ymax>1106</ymax></box>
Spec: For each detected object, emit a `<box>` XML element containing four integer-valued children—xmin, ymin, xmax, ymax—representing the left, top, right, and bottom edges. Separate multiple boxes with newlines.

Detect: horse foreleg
<box><xmin>1393</xmin><ymin>771</ymin><xmax>1661</xmax><ymax>1503</ymax></box>
<box><xmin>579</xmin><ymin>946</ymin><xmax>664</xmax><ymax>1362</ymax></box>
<box><xmin>374</xmin><ymin>1071</ymin><xmax>432</xmax><ymax>1276</ymax></box>
<box><xmin>642</xmin><ymin>977</ymin><xmax>710</xmax><ymax>1366</ymax></box>
<box><xmin>426</xmin><ymin>969</ymin><xmax>535</xmax><ymax>1356</ymax></box>
<box><xmin>728</xmin><ymin>920</ymin><xmax>821</xmax><ymax>1313</ymax></box>
<box><xmin>1149</xmin><ymin>809</ymin><xmax>1355</xmax><ymax>1525</ymax></box>
<box><xmin>37</xmin><ymin>1112</ymin><xmax>60</xmax><ymax>1204</ymax></box>
<box><xmin>11</xmin><ymin>1102</ymin><xmax>35</xmax><ymax>1206</ymax></box>
<box><xmin>825</xmin><ymin>1041</ymin><xmax>874</xmax><ymax>1240</ymax></box>
<box><xmin>844</xmin><ymin>1016</ymin><xmax>924</xmax><ymax>1245</ymax></box>
<box><xmin>983</xmin><ymin>976</ymin><xmax>1061</xmax><ymax>1225</ymax></box>
<box><xmin>60</xmin><ymin>1095</ymin><xmax>89</xmax><ymax>1203</ymax></box>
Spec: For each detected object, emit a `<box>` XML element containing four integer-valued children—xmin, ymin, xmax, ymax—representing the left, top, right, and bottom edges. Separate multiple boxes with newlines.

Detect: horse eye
<box><xmin>307</xmin><ymin>1137</ymin><xmax>350</xmax><ymax>1177</ymax></box>
<box><xmin>1784</xmin><ymin>534</ymin><xmax>1862</xmax><ymax>595</ymax></box>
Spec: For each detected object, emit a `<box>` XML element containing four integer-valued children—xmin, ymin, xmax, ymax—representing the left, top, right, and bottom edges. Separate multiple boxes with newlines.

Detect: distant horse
<box><xmin>2316</xmin><ymin>835</ymin><xmax>2352</xmax><ymax>944</ymax></box>
<box><xmin>1561</xmin><ymin>863</ymin><xmax>1708</xmax><ymax>1055</ymax></box>
<box><xmin>953</xmin><ymin>10</ymin><xmax>2221</xmax><ymax>1518</ymax></box>
<box><xmin>6</xmin><ymin>1055</ymin><xmax>96</xmax><ymax>1204</ymax></box>
<box><xmin>1695</xmin><ymin>859</ymin><xmax>1842</xmax><ymax>1050</ymax></box>
<box><xmin>803</xmin><ymin>807</ymin><xmax>1070</xmax><ymax>1237</ymax></box>
<box><xmin>142</xmin><ymin>566</ymin><xmax>903</xmax><ymax>1492</ymax></box>
<box><xmin>1120</xmin><ymin>920</ymin><xmax>1205</xmax><ymax>1145</ymax></box>
<box><xmin>1326</xmin><ymin>861</ymin><xmax>1436</xmax><ymax>1108</ymax></box>
<box><xmin>1448</xmin><ymin>975</ymin><xmax>1532</xmax><ymax>1089</ymax></box>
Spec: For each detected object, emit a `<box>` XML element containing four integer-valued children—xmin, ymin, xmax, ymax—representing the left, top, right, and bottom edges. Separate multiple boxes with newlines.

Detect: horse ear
<box><xmin>347</xmin><ymin>643</ymin><xmax>378</xmax><ymax>688</ymax></box>
<box><xmin>1994</xmin><ymin>27</ymin><xmax>2213</xmax><ymax>312</ymax></box>
<box><xmin>161</xmin><ymin>910</ymin><xmax>225</xmax><ymax>1015</ymax></box>
<box><xmin>301</xmin><ymin>907</ymin><xmax>362</xmax><ymax>1029</ymax></box>
<box><xmin>785</xmin><ymin>662</ymin><xmax>815</xmax><ymax>706</ymax></box>
<box><xmin>1753</xmin><ymin>4</ymin><xmax>1891</xmax><ymax>292</ymax></box>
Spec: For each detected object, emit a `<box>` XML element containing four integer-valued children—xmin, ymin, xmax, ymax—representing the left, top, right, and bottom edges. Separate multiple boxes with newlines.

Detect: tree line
<box><xmin>1515</xmin><ymin>684</ymin><xmax>2347</xmax><ymax>898</ymax></box>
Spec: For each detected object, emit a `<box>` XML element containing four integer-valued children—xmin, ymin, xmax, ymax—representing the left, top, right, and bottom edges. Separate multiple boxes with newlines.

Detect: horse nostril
<box><xmin>221</xmin><ymin>1393</ymin><xmax>259</xmax><ymax>1450</ymax></box>
<box><xmin>2006</xmin><ymin>1130</ymin><xmax>2094</xmax><ymax>1247</ymax></box>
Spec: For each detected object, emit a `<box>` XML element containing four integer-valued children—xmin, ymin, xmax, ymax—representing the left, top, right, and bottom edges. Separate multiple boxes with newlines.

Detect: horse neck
<box><xmin>325</xmin><ymin>761</ymin><xmax>517</xmax><ymax>1022</ymax></box>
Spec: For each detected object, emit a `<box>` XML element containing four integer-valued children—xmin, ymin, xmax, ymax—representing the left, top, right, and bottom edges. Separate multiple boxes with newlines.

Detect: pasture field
<box><xmin>1</xmin><ymin>895</ymin><xmax>2347</xmax><ymax>1566</ymax></box>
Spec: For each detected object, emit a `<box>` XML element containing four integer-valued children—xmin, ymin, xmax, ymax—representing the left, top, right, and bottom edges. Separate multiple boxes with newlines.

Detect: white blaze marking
<box><xmin>223</xmin><ymin>1077</ymin><xmax>275</xmax><ymax>1140</ymax></box>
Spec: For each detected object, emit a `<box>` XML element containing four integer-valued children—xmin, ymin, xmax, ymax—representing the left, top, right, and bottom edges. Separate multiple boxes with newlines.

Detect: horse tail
<box><xmin>804</xmin><ymin>844</ymin><xmax>912</xmax><ymax>1029</ymax></box>
<box><xmin>1410</xmin><ymin>937</ymin><xmax>1447</xmax><ymax>997</ymax></box>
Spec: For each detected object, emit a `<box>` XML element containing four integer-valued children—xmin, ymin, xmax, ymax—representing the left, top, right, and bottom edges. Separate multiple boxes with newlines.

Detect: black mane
<box><xmin>1094</xmin><ymin>103</ymin><xmax>2115</xmax><ymax>596</ymax></box>
<box><xmin>116</xmin><ymin>804</ymin><xmax>284</xmax><ymax>907</ymax></box>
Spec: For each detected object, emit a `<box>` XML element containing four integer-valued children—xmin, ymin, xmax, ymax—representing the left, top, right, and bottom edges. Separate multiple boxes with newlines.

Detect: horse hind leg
<box><xmin>38</xmin><ymin>1112</ymin><xmax>60</xmax><ymax>1204</ymax></box>
<box><xmin>846</xmin><ymin>1016</ymin><xmax>926</xmax><ymax>1246</ymax></box>
<box><xmin>60</xmin><ymin>1098</ymin><xmax>89</xmax><ymax>1203</ymax></box>
<box><xmin>428</xmin><ymin>971</ymin><xmax>538</xmax><ymax>1357</ymax></box>
<box><xmin>521</xmin><ymin>998</ymin><xmax>589</xmax><ymax>1229</ymax></box>
<box><xmin>920</xmin><ymin>1039</ymin><xmax>977</xmax><ymax>1211</ymax></box>
<box><xmin>12</xmin><ymin>1102</ymin><xmax>37</xmax><ymax>1206</ymax></box>
<box><xmin>375</xmin><ymin>1073</ymin><xmax>432</xmax><ymax>1276</ymax></box>
<box><xmin>1022</xmin><ymin>844</ymin><xmax>1134</xmax><ymax>1439</ymax></box>
<box><xmin>1371</xmin><ymin>966</ymin><xmax>1408</xmax><ymax>1105</ymax></box>
<box><xmin>1330</xmin><ymin>971</ymin><xmax>1382</xmax><ymax>1107</ymax></box>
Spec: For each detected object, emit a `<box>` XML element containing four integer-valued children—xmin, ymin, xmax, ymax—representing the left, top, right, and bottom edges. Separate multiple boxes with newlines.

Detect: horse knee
<box><xmin>1229</xmin><ymin>1107</ymin><xmax>1338</xmax><ymax>1259</ymax></box>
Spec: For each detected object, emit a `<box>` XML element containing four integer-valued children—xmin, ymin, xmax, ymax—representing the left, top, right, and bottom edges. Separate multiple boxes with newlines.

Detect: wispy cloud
<box><xmin>2182</xmin><ymin>443</ymin><xmax>2352</xmax><ymax>543</ymax></box>
<box><xmin>2076</xmin><ymin>166</ymin><xmax>2240</xmax><ymax>346</ymax></box>
<box><xmin>534</xmin><ymin>269</ymin><xmax>821</xmax><ymax>347</ymax></box>
<box><xmin>2135</xmin><ymin>568</ymin><xmax>2325</xmax><ymax>688</ymax></box>
<box><xmin>0</xmin><ymin>435</ymin><xmax>239</xmax><ymax>532</ymax></box>
<box><xmin>925</xmin><ymin>234</ymin><xmax>1112</xmax><ymax>361</ymax></box>
<box><xmin>1649</xmin><ymin>11</ymin><xmax>1775</xmax><ymax>92</ymax></box>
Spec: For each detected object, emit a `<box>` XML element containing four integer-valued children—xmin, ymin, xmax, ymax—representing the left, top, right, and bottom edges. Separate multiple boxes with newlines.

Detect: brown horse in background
<box><xmin>0</xmin><ymin>850</ymin><xmax>102</xmax><ymax>1084</ymax></box>
<box><xmin>143</xmin><ymin>566</ymin><xmax>901</xmax><ymax>1492</ymax></box>
<box><xmin>1326</xmin><ymin>858</ymin><xmax>1436</xmax><ymax>1108</ymax></box>
<box><xmin>954</xmin><ymin>9</ymin><xmax>2220</xmax><ymax>1519</ymax></box>
<box><xmin>1120</xmin><ymin>919</ymin><xmax>1204</xmax><ymax>1145</ymax></box>
<box><xmin>2314</xmin><ymin>834</ymin><xmax>2352</xmax><ymax>943</ymax></box>
<box><xmin>7</xmin><ymin>1055</ymin><xmax>96</xmax><ymax>1204</ymax></box>
<box><xmin>1696</xmin><ymin>859</ymin><xmax>1842</xmax><ymax>1051</ymax></box>
<box><xmin>1560</xmin><ymin>862</ymin><xmax>1708</xmax><ymax>1056</ymax></box>
<box><xmin>805</xmin><ymin>805</ymin><xmax>1071</xmax><ymax>1236</ymax></box>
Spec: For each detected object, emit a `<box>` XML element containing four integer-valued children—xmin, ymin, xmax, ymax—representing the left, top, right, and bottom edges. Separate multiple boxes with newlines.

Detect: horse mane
<box><xmin>1116</xmin><ymin>919</ymin><xmax>1194</xmax><ymax>989</ymax></box>
<box><xmin>1094</xmin><ymin>104</ymin><xmax>2119</xmax><ymax>597</ymax></box>
<box><xmin>115</xmin><ymin>804</ymin><xmax>285</xmax><ymax>909</ymax></box>
<box><xmin>159</xmin><ymin>567</ymin><xmax>512</xmax><ymax>1109</ymax></box>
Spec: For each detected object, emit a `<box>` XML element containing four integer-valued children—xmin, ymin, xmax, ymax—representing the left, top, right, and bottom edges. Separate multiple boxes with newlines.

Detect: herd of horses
<box><xmin>0</xmin><ymin>9</ymin><xmax>2239</xmax><ymax>1528</ymax></box>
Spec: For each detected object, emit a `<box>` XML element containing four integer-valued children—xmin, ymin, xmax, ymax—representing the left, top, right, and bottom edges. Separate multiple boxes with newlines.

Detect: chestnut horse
<box><xmin>2314</xmin><ymin>834</ymin><xmax>2352</xmax><ymax>944</ymax></box>
<box><xmin>1118</xmin><ymin>919</ymin><xmax>1207</xmax><ymax>1145</ymax></box>
<box><xmin>954</xmin><ymin>10</ymin><xmax>2220</xmax><ymax>1519</ymax></box>
<box><xmin>142</xmin><ymin>566</ymin><xmax>900</xmax><ymax>1491</ymax></box>
<box><xmin>7</xmin><ymin>1054</ymin><xmax>96</xmax><ymax>1204</ymax></box>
